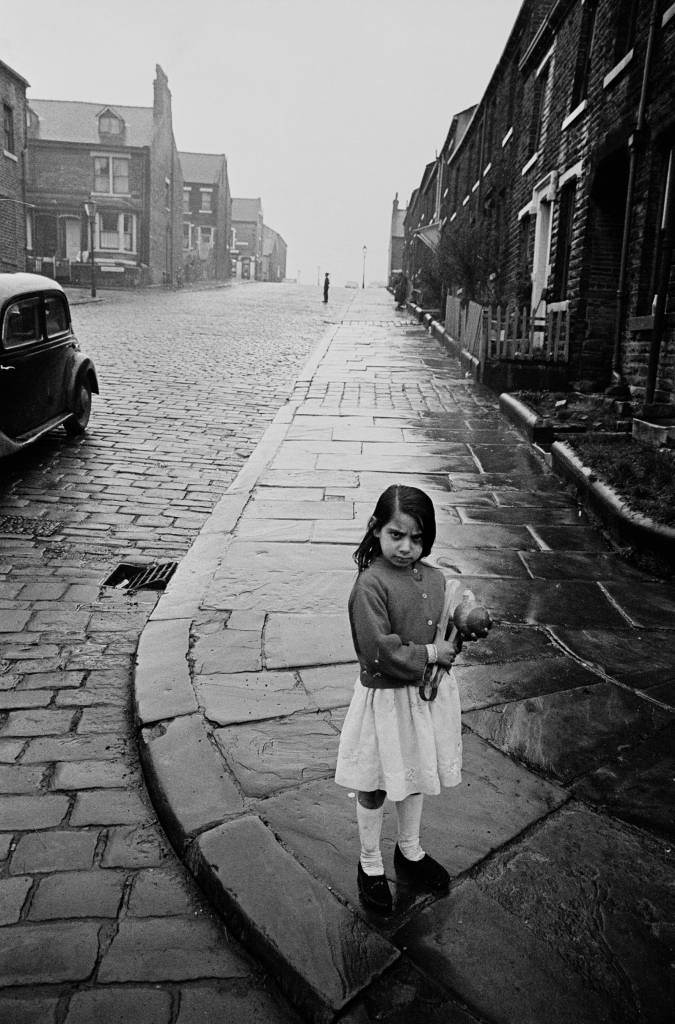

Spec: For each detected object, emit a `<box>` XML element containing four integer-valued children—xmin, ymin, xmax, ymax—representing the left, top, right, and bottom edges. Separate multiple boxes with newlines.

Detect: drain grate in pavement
<box><xmin>0</xmin><ymin>515</ymin><xmax>63</xmax><ymax>536</ymax></box>
<box><xmin>102</xmin><ymin>561</ymin><xmax>178</xmax><ymax>594</ymax></box>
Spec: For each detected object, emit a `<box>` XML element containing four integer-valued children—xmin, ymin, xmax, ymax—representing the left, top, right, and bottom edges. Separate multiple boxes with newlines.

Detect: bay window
<box><xmin>98</xmin><ymin>211</ymin><xmax>136</xmax><ymax>252</ymax></box>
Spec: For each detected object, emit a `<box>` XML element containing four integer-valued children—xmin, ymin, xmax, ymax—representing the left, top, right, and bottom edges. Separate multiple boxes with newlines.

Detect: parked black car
<box><xmin>0</xmin><ymin>274</ymin><xmax>99</xmax><ymax>458</ymax></box>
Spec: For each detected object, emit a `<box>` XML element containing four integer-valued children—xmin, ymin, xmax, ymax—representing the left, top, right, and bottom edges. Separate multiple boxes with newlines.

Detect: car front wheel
<box><xmin>64</xmin><ymin>379</ymin><xmax>92</xmax><ymax>436</ymax></box>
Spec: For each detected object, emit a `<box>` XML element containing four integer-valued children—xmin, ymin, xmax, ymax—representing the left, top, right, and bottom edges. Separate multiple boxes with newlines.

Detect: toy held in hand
<box><xmin>419</xmin><ymin>588</ymin><xmax>493</xmax><ymax>701</ymax></box>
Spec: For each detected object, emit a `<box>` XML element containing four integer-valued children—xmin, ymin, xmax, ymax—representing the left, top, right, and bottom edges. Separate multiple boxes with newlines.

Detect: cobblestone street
<box><xmin>0</xmin><ymin>282</ymin><xmax>345</xmax><ymax>1023</ymax></box>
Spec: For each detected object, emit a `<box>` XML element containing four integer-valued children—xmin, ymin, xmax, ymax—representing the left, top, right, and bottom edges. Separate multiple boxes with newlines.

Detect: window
<box><xmin>3</xmin><ymin>103</ymin><xmax>15</xmax><ymax>154</ymax></box>
<box><xmin>2</xmin><ymin>297</ymin><xmax>41</xmax><ymax>348</ymax></box>
<box><xmin>113</xmin><ymin>159</ymin><xmax>129</xmax><ymax>193</ymax></box>
<box><xmin>553</xmin><ymin>181</ymin><xmax>576</xmax><ymax>300</ymax></box>
<box><xmin>99</xmin><ymin>211</ymin><xmax>136</xmax><ymax>252</ymax></box>
<box><xmin>183</xmin><ymin>222</ymin><xmax>192</xmax><ymax>249</ymax></box>
<box><xmin>570</xmin><ymin>1</ymin><xmax>598</xmax><ymax>109</ymax></box>
<box><xmin>200</xmin><ymin>226</ymin><xmax>213</xmax><ymax>245</ymax></box>
<box><xmin>528</xmin><ymin>56</ymin><xmax>553</xmax><ymax>157</ymax></box>
<box><xmin>614</xmin><ymin>0</ymin><xmax>639</xmax><ymax>60</ymax></box>
<box><xmin>183</xmin><ymin>188</ymin><xmax>191</xmax><ymax>214</ymax></box>
<box><xmin>99</xmin><ymin>114</ymin><xmax>121</xmax><ymax>134</ymax></box>
<box><xmin>93</xmin><ymin>156</ymin><xmax>129</xmax><ymax>194</ymax></box>
<box><xmin>200</xmin><ymin>189</ymin><xmax>212</xmax><ymax>212</ymax></box>
<box><xmin>44</xmin><ymin>295</ymin><xmax>69</xmax><ymax>337</ymax></box>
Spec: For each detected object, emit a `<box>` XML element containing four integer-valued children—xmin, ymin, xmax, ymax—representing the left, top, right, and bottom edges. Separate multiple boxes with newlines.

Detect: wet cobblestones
<box><xmin>0</xmin><ymin>282</ymin><xmax>333</xmax><ymax>1021</ymax></box>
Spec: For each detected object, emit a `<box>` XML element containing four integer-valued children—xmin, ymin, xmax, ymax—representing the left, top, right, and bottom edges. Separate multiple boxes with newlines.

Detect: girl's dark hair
<box><xmin>353</xmin><ymin>484</ymin><xmax>436</xmax><ymax>571</ymax></box>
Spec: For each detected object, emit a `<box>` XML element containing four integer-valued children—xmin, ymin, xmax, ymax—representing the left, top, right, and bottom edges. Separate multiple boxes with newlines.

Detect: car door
<box><xmin>0</xmin><ymin>292</ymin><xmax>69</xmax><ymax>439</ymax></box>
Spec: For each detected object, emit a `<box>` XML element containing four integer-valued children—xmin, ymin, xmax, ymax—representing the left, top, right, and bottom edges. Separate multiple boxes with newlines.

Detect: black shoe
<box><xmin>357</xmin><ymin>862</ymin><xmax>392</xmax><ymax>913</ymax></box>
<box><xmin>394</xmin><ymin>844</ymin><xmax>450</xmax><ymax>893</ymax></box>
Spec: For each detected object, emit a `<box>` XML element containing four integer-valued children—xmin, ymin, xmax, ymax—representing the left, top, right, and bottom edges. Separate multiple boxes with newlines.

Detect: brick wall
<box><xmin>0</xmin><ymin>62</ymin><xmax>28</xmax><ymax>272</ymax></box>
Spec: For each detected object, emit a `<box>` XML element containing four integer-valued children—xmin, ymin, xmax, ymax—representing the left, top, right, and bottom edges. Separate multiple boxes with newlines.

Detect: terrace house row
<box><xmin>24</xmin><ymin>65</ymin><xmax>183</xmax><ymax>288</ymax></box>
<box><xmin>403</xmin><ymin>0</ymin><xmax>675</xmax><ymax>407</ymax></box>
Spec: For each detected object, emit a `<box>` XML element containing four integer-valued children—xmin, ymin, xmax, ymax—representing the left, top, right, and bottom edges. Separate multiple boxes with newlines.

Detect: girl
<box><xmin>335</xmin><ymin>483</ymin><xmax>467</xmax><ymax>913</ymax></box>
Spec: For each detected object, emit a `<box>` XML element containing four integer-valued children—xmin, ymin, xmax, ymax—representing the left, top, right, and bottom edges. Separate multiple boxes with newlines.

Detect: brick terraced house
<box><xmin>230</xmin><ymin>197</ymin><xmax>264</xmax><ymax>279</ymax></box>
<box><xmin>403</xmin><ymin>0</ymin><xmax>675</xmax><ymax>405</ymax></box>
<box><xmin>25</xmin><ymin>65</ymin><xmax>183</xmax><ymax>288</ymax></box>
<box><xmin>0</xmin><ymin>59</ymin><xmax>29</xmax><ymax>272</ymax></box>
<box><xmin>180</xmin><ymin>151</ymin><xmax>231</xmax><ymax>282</ymax></box>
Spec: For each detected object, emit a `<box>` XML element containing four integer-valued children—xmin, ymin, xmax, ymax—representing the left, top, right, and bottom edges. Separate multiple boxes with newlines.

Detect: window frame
<box><xmin>1</xmin><ymin>295</ymin><xmax>43</xmax><ymax>350</ymax></box>
<box><xmin>3</xmin><ymin>102</ymin><xmax>15</xmax><ymax>155</ymax></box>
<box><xmin>92</xmin><ymin>153</ymin><xmax>130</xmax><ymax>196</ymax></box>
<box><xmin>97</xmin><ymin>211</ymin><xmax>137</xmax><ymax>253</ymax></box>
<box><xmin>44</xmin><ymin>294</ymin><xmax>71</xmax><ymax>339</ymax></box>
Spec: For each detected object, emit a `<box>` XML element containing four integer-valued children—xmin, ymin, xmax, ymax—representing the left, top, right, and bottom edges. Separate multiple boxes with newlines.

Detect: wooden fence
<box><xmin>444</xmin><ymin>296</ymin><xmax>570</xmax><ymax>371</ymax></box>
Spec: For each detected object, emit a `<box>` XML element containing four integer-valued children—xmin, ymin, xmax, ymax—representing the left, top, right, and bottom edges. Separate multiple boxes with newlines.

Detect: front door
<box><xmin>64</xmin><ymin>218</ymin><xmax>81</xmax><ymax>260</ymax></box>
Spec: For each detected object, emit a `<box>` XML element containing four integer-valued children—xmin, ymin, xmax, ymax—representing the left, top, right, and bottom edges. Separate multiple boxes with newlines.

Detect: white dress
<box><xmin>335</xmin><ymin>670</ymin><xmax>462</xmax><ymax>801</ymax></box>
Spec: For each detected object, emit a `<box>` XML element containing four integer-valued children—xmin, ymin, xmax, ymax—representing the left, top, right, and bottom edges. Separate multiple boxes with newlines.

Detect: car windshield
<box><xmin>2</xmin><ymin>297</ymin><xmax>41</xmax><ymax>349</ymax></box>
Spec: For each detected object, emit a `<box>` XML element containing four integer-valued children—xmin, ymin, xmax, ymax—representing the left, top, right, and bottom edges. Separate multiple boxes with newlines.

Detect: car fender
<box><xmin>66</xmin><ymin>354</ymin><xmax>99</xmax><ymax>402</ymax></box>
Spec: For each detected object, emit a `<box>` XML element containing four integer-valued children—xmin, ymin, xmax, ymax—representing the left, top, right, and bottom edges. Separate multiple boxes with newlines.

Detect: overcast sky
<box><xmin>2</xmin><ymin>0</ymin><xmax>522</xmax><ymax>286</ymax></box>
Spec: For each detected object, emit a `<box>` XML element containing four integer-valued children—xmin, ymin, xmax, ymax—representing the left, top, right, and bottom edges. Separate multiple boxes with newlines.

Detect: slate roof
<box><xmin>231</xmin><ymin>198</ymin><xmax>262</xmax><ymax>222</ymax></box>
<box><xmin>28</xmin><ymin>99</ymin><xmax>154</xmax><ymax>146</ymax></box>
<box><xmin>179</xmin><ymin>152</ymin><xmax>226</xmax><ymax>185</ymax></box>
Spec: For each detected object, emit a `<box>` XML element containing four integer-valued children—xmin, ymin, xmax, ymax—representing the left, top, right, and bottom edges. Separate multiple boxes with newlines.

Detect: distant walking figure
<box><xmin>323</xmin><ymin>272</ymin><xmax>330</xmax><ymax>303</ymax></box>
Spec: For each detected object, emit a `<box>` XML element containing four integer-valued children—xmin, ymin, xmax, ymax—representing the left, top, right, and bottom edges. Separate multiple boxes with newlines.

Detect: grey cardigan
<box><xmin>348</xmin><ymin>556</ymin><xmax>446</xmax><ymax>688</ymax></box>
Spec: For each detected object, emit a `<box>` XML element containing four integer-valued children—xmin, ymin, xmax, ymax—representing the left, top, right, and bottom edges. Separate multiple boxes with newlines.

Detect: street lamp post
<box><xmin>83</xmin><ymin>201</ymin><xmax>97</xmax><ymax>298</ymax></box>
<box><xmin>362</xmin><ymin>245</ymin><xmax>367</xmax><ymax>289</ymax></box>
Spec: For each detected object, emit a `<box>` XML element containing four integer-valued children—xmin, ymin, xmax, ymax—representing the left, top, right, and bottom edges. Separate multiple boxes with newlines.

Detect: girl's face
<box><xmin>374</xmin><ymin>511</ymin><xmax>424</xmax><ymax>568</ymax></box>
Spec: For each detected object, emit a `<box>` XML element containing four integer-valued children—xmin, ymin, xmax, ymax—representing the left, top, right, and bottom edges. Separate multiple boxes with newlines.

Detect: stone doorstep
<box><xmin>189</xmin><ymin>815</ymin><xmax>399</xmax><ymax>1024</ymax></box>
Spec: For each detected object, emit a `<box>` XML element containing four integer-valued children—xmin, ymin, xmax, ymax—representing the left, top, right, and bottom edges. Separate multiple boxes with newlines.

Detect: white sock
<box><xmin>395</xmin><ymin>793</ymin><xmax>425</xmax><ymax>861</ymax></box>
<box><xmin>356</xmin><ymin>801</ymin><xmax>385</xmax><ymax>875</ymax></box>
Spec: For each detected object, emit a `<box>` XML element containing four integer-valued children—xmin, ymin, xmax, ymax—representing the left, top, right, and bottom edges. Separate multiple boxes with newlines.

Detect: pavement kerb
<box><xmin>495</xmin><ymin>395</ymin><xmax>675</xmax><ymax>570</ymax></box>
<box><xmin>132</xmin><ymin>311</ymin><xmax>406</xmax><ymax>1022</ymax></box>
<box><xmin>551</xmin><ymin>439</ymin><xmax>675</xmax><ymax>570</ymax></box>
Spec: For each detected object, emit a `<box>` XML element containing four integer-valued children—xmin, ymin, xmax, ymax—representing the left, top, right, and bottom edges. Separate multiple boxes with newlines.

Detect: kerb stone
<box><xmin>192</xmin><ymin>815</ymin><xmax>399</xmax><ymax>1023</ymax></box>
<box><xmin>140</xmin><ymin>714</ymin><xmax>243</xmax><ymax>850</ymax></box>
<box><xmin>134</xmin><ymin>617</ymin><xmax>197</xmax><ymax>725</ymax></box>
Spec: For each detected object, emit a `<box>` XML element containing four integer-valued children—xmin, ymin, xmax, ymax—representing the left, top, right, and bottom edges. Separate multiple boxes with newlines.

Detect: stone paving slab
<box><xmin>202</xmin><ymin>568</ymin><xmax>353</xmax><ymax>614</ymax></box>
<box><xmin>197</xmin><ymin>670</ymin><xmax>315</xmax><ymax>724</ymax></box>
<box><xmin>455</xmin><ymin>652</ymin><xmax>602</xmax><ymax>710</ymax></box>
<box><xmin>549</xmin><ymin>627</ymin><xmax>675</xmax><ymax>699</ymax></box>
<box><xmin>264</xmin><ymin>612</ymin><xmax>354</xmax><ymax>668</ymax></box>
<box><xmin>215</xmin><ymin>713</ymin><xmax>341</xmax><ymax>797</ymax></box>
<box><xmin>397</xmin><ymin>803</ymin><xmax>674</xmax><ymax>1024</ymax></box>
<box><xmin>396</xmin><ymin>878</ymin><xmax>614</xmax><ymax>1024</ymax></box>
<box><xmin>464</xmin><ymin>681</ymin><xmax>673</xmax><ymax>783</ymax></box>
<box><xmin>573</xmin><ymin>718</ymin><xmax>675</xmax><ymax>839</ymax></box>
<box><xmin>191</xmin><ymin>815</ymin><xmax>399</xmax><ymax>1023</ymax></box>
<box><xmin>255</xmin><ymin>731</ymin><xmax>565</xmax><ymax>923</ymax></box>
